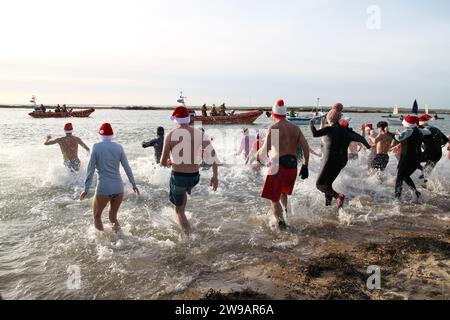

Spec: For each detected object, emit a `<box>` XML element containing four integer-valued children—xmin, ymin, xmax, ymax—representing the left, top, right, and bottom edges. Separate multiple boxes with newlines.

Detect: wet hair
<box><xmin>377</xmin><ymin>121</ymin><xmax>388</xmax><ymax>130</ymax></box>
<box><xmin>157</xmin><ymin>126</ymin><xmax>164</xmax><ymax>136</ymax></box>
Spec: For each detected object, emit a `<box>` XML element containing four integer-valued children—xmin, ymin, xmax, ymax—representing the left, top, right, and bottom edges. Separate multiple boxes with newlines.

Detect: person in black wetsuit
<box><xmin>310</xmin><ymin>109</ymin><xmax>371</xmax><ymax>208</ymax></box>
<box><xmin>142</xmin><ymin>126</ymin><xmax>165</xmax><ymax>164</ymax></box>
<box><xmin>391</xmin><ymin>116</ymin><xmax>424</xmax><ymax>199</ymax></box>
<box><xmin>418</xmin><ymin>115</ymin><xmax>449</xmax><ymax>183</ymax></box>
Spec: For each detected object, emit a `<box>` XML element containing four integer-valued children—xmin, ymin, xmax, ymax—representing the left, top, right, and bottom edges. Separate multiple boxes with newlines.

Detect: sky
<box><xmin>1</xmin><ymin>0</ymin><xmax>450</xmax><ymax>108</ymax></box>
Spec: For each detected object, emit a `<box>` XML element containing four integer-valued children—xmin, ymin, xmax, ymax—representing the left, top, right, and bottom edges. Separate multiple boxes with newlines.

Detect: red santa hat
<box><xmin>171</xmin><ymin>106</ymin><xmax>191</xmax><ymax>124</ymax></box>
<box><xmin>99</xmin><ymin>123</ymin><xmax>114</xmax><ymax>136</ymax></box>
<box><xmin>419</xmin><ymin>114</ymin><xmax>432</xmax><ymax>125</ymax></box>
<box><xmin>403</xmin><ymin>115</ymin><xmax>418</xmax><ymax>128</ymax></box>
<box><xmin>272</xmin><ymin>99</ymin><xmax>286</xmax><ymax>118</ymax></box>
<box><xmin>365</xmin><ymin>123</ymin><xmax>374</xmax><ymax>131</ymax></box>
<box><xmin>64</xmin><ymin>123</ymin><xmax>73</xmax><ymax>133</ymax></box>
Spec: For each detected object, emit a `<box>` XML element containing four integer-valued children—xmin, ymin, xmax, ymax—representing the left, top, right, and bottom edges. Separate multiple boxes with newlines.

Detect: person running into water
<box><xmin>142</xmin><ymin>126</ymin><xmax>165</xmax><ymax>164</ymax></box>
<box><xmin>160</xmin><ymin>106</ymin><xmax>219</xmax><ymax>237</ymax></box>
<box><xmin>80</xmin><ymin>123</ymin><xmax>140</xmax><ymax>232</ymax></box>
<box><xmin>236</xmin><ymin>128</ymin><xmax>256</xmax><ymax>163</ymax></box>
<box><xmin>369</xmin><ymin>121</ymin><xmax>394</xmax><ymax>173</ymax></box>
<box><xmin>311</xmin><ymin>104</ymin><xmax>371</xmax><ymax>208</ymax></box>
<box><xmin>44</xmin><ymin>123</ymin><xmax>90</xmax><ymax>172</ymax></box>
<box><xmin>391</xmin><ymin>116</ymin><xmax>424</xmax><ymax>200</ymax></box>
<box><xmin>256</xmin><ymin>99</ymin><xmax>310</xmax><ymax>229</ymax></box>
<box><xmin>418</xmin><ymin>115</ymin><xmax>449</xmax><ymax>182</ymax></box>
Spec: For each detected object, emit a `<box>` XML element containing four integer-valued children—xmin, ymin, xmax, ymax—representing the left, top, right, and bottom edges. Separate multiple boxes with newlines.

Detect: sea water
<box><xmin>0</xmin><ymin>108</ymin><xmax>449</xmax><ymax>299</ymax></box>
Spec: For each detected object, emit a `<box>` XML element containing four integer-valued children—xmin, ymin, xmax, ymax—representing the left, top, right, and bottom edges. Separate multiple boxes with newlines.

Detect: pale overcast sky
<box><xmin>1</xmin><ymin>0</ymin><xmax>450</xmax><ymax>108</ymax></box>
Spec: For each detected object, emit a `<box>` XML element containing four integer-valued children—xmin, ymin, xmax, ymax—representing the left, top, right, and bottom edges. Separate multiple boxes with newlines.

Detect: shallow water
<box><xmin>0</xmin><ymin>108</ymin><xmax>449</xmax><ymax>299</ymax></box>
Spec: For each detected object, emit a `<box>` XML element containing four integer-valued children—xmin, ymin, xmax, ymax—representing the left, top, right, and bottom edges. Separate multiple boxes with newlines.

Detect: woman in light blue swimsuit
<box><xmin>80</xmin><ymin>123</ymin><xmax>140</xmax><ymax>231</ymax></box>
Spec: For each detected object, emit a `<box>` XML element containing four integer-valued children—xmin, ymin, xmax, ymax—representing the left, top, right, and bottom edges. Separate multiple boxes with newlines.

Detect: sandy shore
<box><xmin>174</xmin><ymin>217</ymin><xmax>450</xmax><ymax>300</ymax></box>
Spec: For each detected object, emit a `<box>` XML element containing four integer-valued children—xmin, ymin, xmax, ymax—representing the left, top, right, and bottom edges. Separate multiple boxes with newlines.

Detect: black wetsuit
<box><xmin>394</xmin><ymin>127</ymin><xmax>423</xmax><ymax>198</ymax></box>
<box><xmin>421</xmin><ymin>126</ymin><xmax>449</xmax><ymax>173</ymax></box>
<box><xmin>311</xmin><ymin>122</ymin><xmax>371</xmax><ymax>203</ymax></box>
<box><xmin>143</xmin><ymin>135</ymin><xmax>164</xmax><ymax>164</ymax></box>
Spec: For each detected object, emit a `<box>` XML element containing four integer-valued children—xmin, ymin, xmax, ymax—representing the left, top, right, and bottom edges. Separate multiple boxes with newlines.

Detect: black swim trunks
<box><xmin>370</xmin><ymin>154</ymin><xmax>389</xmax><ymax>171</ymax></box>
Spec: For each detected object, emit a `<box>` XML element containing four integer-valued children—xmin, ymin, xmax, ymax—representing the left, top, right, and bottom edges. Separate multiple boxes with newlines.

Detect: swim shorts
<box><xmin>64</xmin><ymin>159</ymin><xmax>81</xmax><ymax>172</ymax></box>
<box><xmin>169</xmin><ymin>172</ymin><xmax>200</xmax><ymax>206</ymax></box>
<box><xmin>370</xmin><ymin>154</ymin><xmax>389</xmax><ymax>171</ymax></box>
<box><xmin>261</xmin><ymin>155</ymin><xmax>298</xmax><ymax>202</ymax></box>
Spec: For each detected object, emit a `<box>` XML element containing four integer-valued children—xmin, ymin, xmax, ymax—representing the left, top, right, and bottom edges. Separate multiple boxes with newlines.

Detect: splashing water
<box><xmin>0</xmin><ymin>108</ymin><xmax>449</xmax><ymax>299</ymax></box>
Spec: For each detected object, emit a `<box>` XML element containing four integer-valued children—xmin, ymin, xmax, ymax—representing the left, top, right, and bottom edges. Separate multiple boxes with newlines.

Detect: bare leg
<box><xmin>280</xmin><ymin>194</ymin><xmax>288</xmax><ymax>211</ymax></box>
<box><xmin>175</xmin><ymin>193</ymin><xmax>191</xmax><ymax>236</ymax></box>
<box><xmin>270</xmin><ymin>200</ymin><xmax>286</xmax><ymax>229</ymax></box>
<box><xmin>93</xmin><ymin>195</ymin><xmax>110</xmax><ymax>231</ymax></box>
<box><xmin>109</xmin><ymin>193</ymin><xmax>124</xmax><ymax>232</ymax></box>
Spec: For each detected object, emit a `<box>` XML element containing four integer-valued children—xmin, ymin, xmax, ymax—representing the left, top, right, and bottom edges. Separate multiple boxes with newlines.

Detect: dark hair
<box><xmin>157</xmin><ymin>126</ymin><xmax>164</xmax><ymax>136</ymax></box>
<box><xmin>377</xmin><ymin>121</ymin><xmax>388</xmax><ymax>130</ymax></box>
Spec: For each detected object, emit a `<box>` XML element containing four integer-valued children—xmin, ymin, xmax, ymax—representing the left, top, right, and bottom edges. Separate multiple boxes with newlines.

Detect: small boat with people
<box><xmin>176</xmin><ymin>92</ymin><xmax>263</xmax><ymax>125</ymax></box>
<box><xmin>29</xmin><ymin>108</ymin><xmax>95</xmax><ymax>118</ymax></box>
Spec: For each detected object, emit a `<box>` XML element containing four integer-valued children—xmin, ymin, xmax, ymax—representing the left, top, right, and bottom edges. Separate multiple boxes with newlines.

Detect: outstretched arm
<box><xmin>44</xmin><ymin>136</ymin><xmax>59</xmax><ymax>145</ymax></box>
<box><xmin>120</xmin><ymin>147</ymin><xmax>137</xmax><ymax>188</ymax></box>
<box><xmin>143</xmin><ymin>138</ymin><xmax>158</xmax><ymax>149</ymax></box>
<box><xmin>298</xmin><ymin>129</ymin><xmax>310</xmax><ymax>166</ymax></box>
<box><xmin>310</xmin><ymin>120</ymin><xmax>331</xmax><ymax>138</ymax></box>
<box><xmin>76</xmin><ymin>137</ymin><xmax>90</xmax><ymax>152</ymax></box>
<box><xmin>83</xmin><ymin>147</ymin><xmax>96</xmax><ymax>194</ymax></box>
<box><xmin>349</xmin><ymin>131</ymin><xmax>371</xmax><ymax>149</ymax></box>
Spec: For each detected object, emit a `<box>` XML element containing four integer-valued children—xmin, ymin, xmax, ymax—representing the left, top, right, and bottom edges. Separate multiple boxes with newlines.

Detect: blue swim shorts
<box><xmin>169</xmin><ymin>172</ymin><xmax>200</xmax><ymax>206</ymax></box>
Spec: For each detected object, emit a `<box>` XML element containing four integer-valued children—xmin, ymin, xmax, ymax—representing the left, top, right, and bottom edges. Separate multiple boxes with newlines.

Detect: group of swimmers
<box><xmin>44</xmin><ymin>100</ymin><xmax>450</xmax><ymax>236</ymax></box>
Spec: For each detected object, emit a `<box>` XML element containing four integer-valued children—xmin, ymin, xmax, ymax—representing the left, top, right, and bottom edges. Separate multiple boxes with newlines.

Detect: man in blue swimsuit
<box><xmin>161</xmin><ymin>106</ymin><xmax>220</xmax><ymax>237</ymax></box>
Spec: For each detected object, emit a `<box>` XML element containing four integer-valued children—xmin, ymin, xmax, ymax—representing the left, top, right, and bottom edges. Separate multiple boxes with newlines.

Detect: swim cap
<box><xmin>99</xmin><ymin>123</ymin><xmax>114</xmax><ymax>136</ymax></box>
<box><xmin>339</xmin><ymin>120</ymin><xmax>349</xmax><ymax>127</ymax></box>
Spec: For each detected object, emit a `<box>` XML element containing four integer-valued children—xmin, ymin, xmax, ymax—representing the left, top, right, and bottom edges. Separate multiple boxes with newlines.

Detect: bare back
<box><xmin>375</xmin><ymin>132</ymin><xmax>393</xmax><ymax>154</ymax></box>
<box><xmin>166</xmin><ymin>126</ymin><xmax>207</xmax><ymax>173</ymax></box>
<box><xmin>267</xmin><ymin>119</ymin><xmax>309</xmax><ymax>164</ymax></box>
<box><xmin>56</xmin><ymin>136</ymin><xmax>82</xmax><ymax>161</ymax></box>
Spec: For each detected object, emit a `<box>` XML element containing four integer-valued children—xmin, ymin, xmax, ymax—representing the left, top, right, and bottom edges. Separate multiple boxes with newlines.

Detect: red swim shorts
<box><xmin>261</xmin><ymin>164</ymin><xmax>298</xmax><ymax>202</ymax></box>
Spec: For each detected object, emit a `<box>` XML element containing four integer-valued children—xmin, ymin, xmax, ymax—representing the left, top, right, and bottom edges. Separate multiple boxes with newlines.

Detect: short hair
<box><xmin>157</xmin><ymin>126</ymin><xmax>164</xmax><ymax>136</ymax></box>
<box><xmin>377</xmin><ymin>121</ymin><xmax>388</xmax><ymax>130</ymax></box>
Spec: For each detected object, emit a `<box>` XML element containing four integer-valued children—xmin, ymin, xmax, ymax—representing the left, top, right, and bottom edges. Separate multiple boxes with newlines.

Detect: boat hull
<box><xmin>287</xmin><ymin>117</ymin><xmax>320</xmax><ymax>125</ymax></box>
<box><xmin>190</xmin><ymin>110</ymin><xmax>263</xmax><ymax>125</ymax></box>
<box><xmin>29</xmin><ymin>108</ymin><xmax>95</xmax><ymax>118</ymax></box>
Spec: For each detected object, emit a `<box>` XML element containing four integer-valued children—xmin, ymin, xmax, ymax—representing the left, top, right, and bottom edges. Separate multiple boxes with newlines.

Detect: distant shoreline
<box><xmin>1</xmin><ymin>104</ymin><xmax>450</xmax><ymax>114</ymax></box>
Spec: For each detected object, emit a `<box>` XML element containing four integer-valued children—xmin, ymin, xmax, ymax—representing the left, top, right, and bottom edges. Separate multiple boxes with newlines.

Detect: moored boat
<box><xmin>29</xmin><ymin>108</ymin><xmax>95</xmax><ymax>118</ymax></box>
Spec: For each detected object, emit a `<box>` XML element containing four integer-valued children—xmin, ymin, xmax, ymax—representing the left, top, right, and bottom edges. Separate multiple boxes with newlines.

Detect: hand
<box><xmin>210</xmin><ymin>175</ymin><xmax>218</xmax><ymax>191</ymax></box>
<box><xmin>167</xmin><ymin>159</ymin><xmax>172</xmax><ymax>167</ymax></box>
<box><xmin>299</xmin><ymin>165</ymin><xmax>309</xmax><ymax>180</ymax></box>
<box><xmin>79</xmin><ymin>192</ymin><xmax>88</xmax><ymax>201</ymax></box>
<box><xmin>133</xmin><ymin>187</ymin><xmax>140</xmax><ymax>196</ymax></box>
<box><xmin>46</xmin><ymin>135</ymin><xmax>52</xmax><ymax>140</ymax></box>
